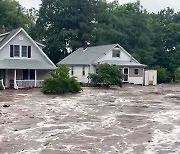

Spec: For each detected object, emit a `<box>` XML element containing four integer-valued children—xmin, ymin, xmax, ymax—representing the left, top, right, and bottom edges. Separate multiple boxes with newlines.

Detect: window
<box><xmin>23</xmin><ymin>69</ymin><xmax>28</xmax><ymax>80</ymax></box>
<box><xmin>22</xmin><ymin>46</ymin><xmax>28</xmax><ymax>57</ymax></box>
<box><xmin>134</xmin><ymin>69</ymin><xmax>139</xmax><ymax>75</ymax></box>
<box><xmin>30</xmin><ymin>70</ymin><xmax>35</xmax><ymax>80</ymax></box>
<box><xmin>10</xmin><ymin>45</ymin><xmax>31</xmax><ymax>58</ymax></box>
<box><xmin>112</xmin><ymin>49</ymin><xmax>120</xmax><ymax>58</ymax></box>
<box><xmin>23</xmin><ymin>69</ymin><xmax>35</xmax><ymax>80</ymax></box>
<box><xmin>71</xmin><ymin>66</ymin><xmax>74</xmax><ymax>75</ymax></box>
<box><xmin>124</xmin><ymin>68</ymin><xmax>129</xmax><ymax>74</ymax></box>
<box><xmin>82</xmin><ymin>66</ymin><xmax>85</xmax><ymax>76</ymax></box>
<box><xmin>28</xmin><ymin>46</ymin><xmax>31</xmax><ymax>58</ymax></box>
<box><xmin>14</xmin><ymin>45</ymin><xmax>20</xmax><ymax>57</ymax></box>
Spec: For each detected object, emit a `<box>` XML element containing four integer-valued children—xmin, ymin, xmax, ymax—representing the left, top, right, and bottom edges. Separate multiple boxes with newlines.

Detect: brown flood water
<box><xmin>0</xmin><ymin>84</ymin><xmax>180</xmax><ymax>154</ymax></box>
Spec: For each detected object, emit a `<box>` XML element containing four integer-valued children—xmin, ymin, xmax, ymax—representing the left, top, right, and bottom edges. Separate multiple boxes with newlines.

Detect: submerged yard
<box><xmin>0</xmin><ymin>84</ymin><xmax>180</xmax><ymax>154</ymax></box>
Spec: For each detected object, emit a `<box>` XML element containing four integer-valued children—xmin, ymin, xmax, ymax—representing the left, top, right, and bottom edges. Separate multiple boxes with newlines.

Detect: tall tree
<box><xmin>0</xmin><ymin>0</ymin><xmax>34</xmax><ymax>32</ymax></box>
<box><xmin>35</xmin><ymin>0</ymin><xmax>102</xmax><ymax>63</ymax></box>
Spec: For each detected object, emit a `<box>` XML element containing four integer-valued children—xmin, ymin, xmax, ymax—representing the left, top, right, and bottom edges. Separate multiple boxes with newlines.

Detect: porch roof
<box><xmin>0</xmin><ymin>59</ymin><xmax>56</xmax><ymax>70</ymax></box>
<box><xmin>94</xmin><ymin>60</ymin><xmax>147</xmax><ymax>67</ymax></box>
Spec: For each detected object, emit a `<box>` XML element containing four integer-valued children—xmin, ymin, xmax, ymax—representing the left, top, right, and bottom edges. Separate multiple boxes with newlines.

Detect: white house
<box><xmin>57</xmin><ymin>44</ymin><xmax>147</xmax><ymax>85</ymax></box>
<box><xmin>0</xmin><ymin>28</ymin><xmax>56</xmax><ymax>89</ymax></box>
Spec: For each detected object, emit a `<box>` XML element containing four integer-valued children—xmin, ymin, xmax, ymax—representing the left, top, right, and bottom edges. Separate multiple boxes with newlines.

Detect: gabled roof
<box><xmin>0</xmin><ymin>28</ymin><xmax>56</xmax><ymax>69</ymax></box>
<box><xmin>0</xmin><ymin>28</ymin><xmax>21</xmax><ymax>49</ymax></box>
<box><xmin>58</xmin><ymin>44</ymin><xmax>118</xmax><ymax>65</ymax></box>
<box><xmin>58</xmin><ymin>44</ymin><xmax>144</xmax><ymax>66</ymax></box>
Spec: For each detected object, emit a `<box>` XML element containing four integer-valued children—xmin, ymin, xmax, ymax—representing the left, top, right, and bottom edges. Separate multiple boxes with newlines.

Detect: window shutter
<box><xmin>10</xmin><ymin>45</ymin><xmax>14</xmax><ymax>57</ymax></box>
<box><xmin>28</xmin><ymin>46</ymin><xmax>31</xmax><ymax>58</ymax></box>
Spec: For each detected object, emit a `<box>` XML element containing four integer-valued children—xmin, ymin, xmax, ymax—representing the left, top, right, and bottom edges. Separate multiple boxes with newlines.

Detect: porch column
<box><xmin>35</xmin><ymin>70</ymin><xmax>37</xmax><ymax>87</ymax></box>
<box><xmin>14</xmin><ymin>69</ymin><xmax>18</xmax><ymax>89</ymax></box>
<box><xmin>5</xmin><ymin>69</ymin><xmax>8</xmax><ymax>87</ymax></box>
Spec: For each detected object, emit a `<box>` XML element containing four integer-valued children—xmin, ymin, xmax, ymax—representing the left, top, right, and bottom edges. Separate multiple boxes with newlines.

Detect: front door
<box><xmin>0</xmin><ymin>69</ymin><xmax>5</xmax><ymax>85</ymax></box>
<box><xmin>123</xmin><ymin>68</ymin><xmax>129</xmax><ymax>82</ymax></box>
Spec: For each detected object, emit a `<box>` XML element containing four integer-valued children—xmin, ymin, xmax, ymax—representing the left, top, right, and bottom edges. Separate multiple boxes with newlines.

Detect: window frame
<box><xmin>71</xmin><ymin>66</ymin><xmax>74</xmax><ymax>75</ymax></box>
<box><xmin>10</xmin><ymin>45</ymin><xmax>31</xmax><ymax>58</ymax></box>
<box><xmin>134</xmin><ymin>68</ymin><xmax>139</xmax><ymax>75</ymax></box>
<box><xmin>13</xmin><ymin>45</ymin><xmax>20</xmax><ymax>57</ymax></box>
<box><xmin>112</xmin><ymin>50</ymin><xmax>120</xmax><ymax>58</ymax></box>
<box><xmin>82</xmin><ymin>66</ymin><xmax>85</xmax><ymax>76</ymax></box>
<box><xmin>21</xmin><ymin>46</ymin><xmax>28</xmax><ymax>57</ymax></box>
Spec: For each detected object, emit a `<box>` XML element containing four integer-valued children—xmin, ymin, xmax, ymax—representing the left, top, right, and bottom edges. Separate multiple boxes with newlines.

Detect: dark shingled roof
<box><xmin>0</xmin><ymin>59</ymin><xmax>55</xmax><ymax>70</ymax></box>
<box><xmin>0</xmin><ymin>28</ymin><xmax>21</xmax><ymax>49</ymax></box>
<box><xmin>58</xmin><ymin>44</ymin><xmax>118</xmax><ymax>65</ymax></box>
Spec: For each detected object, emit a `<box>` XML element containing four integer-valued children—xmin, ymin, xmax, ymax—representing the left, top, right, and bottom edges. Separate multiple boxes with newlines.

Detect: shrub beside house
<box><xmin>42</xmin><ymin>66</ymin><xmax>81</xmax><ymax>94</ymax></box>
<box><xmin>89</xmin><ymin>64</ymin><xmax>123</xmax><ymax>87</ymax></box>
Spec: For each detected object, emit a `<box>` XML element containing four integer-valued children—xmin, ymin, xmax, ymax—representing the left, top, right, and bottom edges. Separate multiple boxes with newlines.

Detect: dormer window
<box><xmin>112</xmin><ymin>48</ymin><xmax>120</xmax><ymax>58</ymax></box>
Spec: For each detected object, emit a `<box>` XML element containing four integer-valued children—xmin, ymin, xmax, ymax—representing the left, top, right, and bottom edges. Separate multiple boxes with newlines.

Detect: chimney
<box><xmin>83</xmin><ymin>41</ymin><xmax>90</xmax><ymax>52</ymax></box>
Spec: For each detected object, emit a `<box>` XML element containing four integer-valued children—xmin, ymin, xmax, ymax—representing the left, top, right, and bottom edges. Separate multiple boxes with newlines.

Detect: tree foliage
<box><xmin>154</xmin><ymin>66</ymin><xmax>170</xmax><ymax>84</ymax></box>
<box><xmin>89</xmin><ymin>64</ymin><xmax>123</xmax><ymax>87</ymax></box>
<box><xmin>42</xmin><ymin>66</ymin><xmax>81</xmax><ymax>94</ymax></box>
<box><xmin>174</xmin><ymin>68</ymin><xmax>180</xmax><ymax>82</ymax></box>
<box><xmin>34</xmin><ymin>0</ymin><xmax>102</xmax><ymax>63</ymax></box>
<box><xmin>0</xmin><ymin>0</ymin><xmax>34</xmax><ymax>32</ymax></box>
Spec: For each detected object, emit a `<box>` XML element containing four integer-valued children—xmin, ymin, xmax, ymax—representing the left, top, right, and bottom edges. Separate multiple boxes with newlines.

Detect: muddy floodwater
<box><xmin>0</xmin><ymin>84</ymin><xmax>180</xmax><ymax>154</ymax></box>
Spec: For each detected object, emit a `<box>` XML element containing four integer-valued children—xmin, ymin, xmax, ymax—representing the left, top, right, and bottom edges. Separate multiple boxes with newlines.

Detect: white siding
<box><xmin>37</xmin><ymin>70</ymin><xmax>50</xmax><ymax>80</ymax></box>
<box><xmin>97</xmin><ymin>49</ymin><xmax>135</xmax><ymax>63</ymax></box>
<box><xmin>0</xmin><ymin>31</ymin><xmax>51</xmax><ymax>65</ymax></box>
<box><xmin>69</xmin><ymin>66</ymin><xmax>90</xmax><ymax>83</ymax></box>
<box><xmin>144</xmin><ymin>70</ymin><xmax>157</xmax><ymax>86</ymax></box>
<box><xmin>90</xmin><ymin>65</ymin><xmax>96</xmax><ymax>74</ymax></box>
<box><xmin>129</xmin><ymin>77</ymin><xmax>144</xmax><ymax>85</ymax></box>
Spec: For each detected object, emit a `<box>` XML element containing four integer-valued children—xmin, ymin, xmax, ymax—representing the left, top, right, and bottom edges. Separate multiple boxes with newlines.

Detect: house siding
<box><xmin>0</xmin><ymin>31</ymin><xmax>51</xmax><ymax>65</ymax></box>
<box><xmin>97</xmin><ymin>48</ymin><xmax>135</xmax><ymax>63</ymax></box>
<box><xmin>129</xmin><ymin>67</ymin><xmax>144</xmax><ymax>77</ymax></box>
<box><xmin>69</xmin><ymin>65</ymin><xmax>90</xmax><ymax>83</ymax></box>
<box><xmin>122</xmin><ymin>67</ymin><xmax>144</xmax><ymax>85</ymax></box>
<box><xmin>37</xmin><ymin>70</ymin><xmax>50</xmax><ymax>80</ymax></box>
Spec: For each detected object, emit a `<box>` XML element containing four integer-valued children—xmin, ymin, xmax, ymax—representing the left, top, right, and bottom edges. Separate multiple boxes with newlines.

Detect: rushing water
<box><xmin>0</xmin><ymin>84</ymin><xmax>180</xmax><ymax>154</ymax></box>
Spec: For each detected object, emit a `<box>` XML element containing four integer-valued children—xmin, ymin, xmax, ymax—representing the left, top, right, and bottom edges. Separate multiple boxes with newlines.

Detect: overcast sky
<box><xmin>18</xmin><ymin>0</ymin><xmax>180</xmax><ymax>13</ymax></box>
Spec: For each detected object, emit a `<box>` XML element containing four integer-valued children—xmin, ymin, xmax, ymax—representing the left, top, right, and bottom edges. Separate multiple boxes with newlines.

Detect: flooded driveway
<box><xmin>0</xmin><ymin>84</ymin><xmax>180</xmax><ymax>154</ymax></box>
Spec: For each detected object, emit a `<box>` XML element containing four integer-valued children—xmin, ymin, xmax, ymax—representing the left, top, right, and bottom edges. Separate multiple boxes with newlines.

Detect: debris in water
<box><xmin>2</xmin><ymin>104</ymin><xmax>10</xmax><ymax>108</ymax></box>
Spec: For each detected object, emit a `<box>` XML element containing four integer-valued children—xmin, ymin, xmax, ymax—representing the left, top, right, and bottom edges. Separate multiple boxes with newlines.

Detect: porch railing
<box><xmin>0</xmin><ymin>79</ymin><xmax>5</xmax><ymax>90</ymax></box>
<box><xmin>16</xmin><ymin>80</ymin><xmax>44</xmax><ymax>89</ymax></box>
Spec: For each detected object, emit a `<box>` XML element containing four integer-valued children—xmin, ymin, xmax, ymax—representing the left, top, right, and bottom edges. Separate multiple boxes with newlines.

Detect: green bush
<box><xmin>154</xmin><ymin>66</ymin><xmax>170</xmax><ymax>83</ymax></box>
<box><xmin>0</xmin><ymin>80</ymin><xmax>4</xmax><ymax>90</ymax></box>
<box><xmin>89</xmin><ymin>64</ymin><xmax>123</xmax><ymax>87</ymax></box>
<box><xmin>42</xmin><ymin>66</ymin><xmax>81</xmax><ymax>94</ymax></box>
<box><xmin>174</xmin><ymin>68</ymin><xmax>180</xmax><ymax>82</ymax></box>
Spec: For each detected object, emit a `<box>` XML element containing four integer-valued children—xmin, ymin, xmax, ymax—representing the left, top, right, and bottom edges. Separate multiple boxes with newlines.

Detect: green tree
<box><xmin>34</xmin><ymin>0</ymin><xmax>102</xmax><ymax>63</ymax></box>
<box><xmin>89</xmin><ymin>64</ymin><xmax>123</xmax><ymax>87</ymax></box>
<box><xmin>0</xmin><ymin>0</ymin><xmax>34</xmax><ymax>32</ymax></box>
<box><xmin>174</xmin><ymin>68</ymin><xmax>180</xmax><ymax>82</ymax></box>
<box><xmin>154</xmin><ymin>66</ymin><xmax>170</xmax><ymax>83</ymax></box>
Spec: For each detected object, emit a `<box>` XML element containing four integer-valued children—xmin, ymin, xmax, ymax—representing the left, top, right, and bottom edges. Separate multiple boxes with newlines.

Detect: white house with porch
<box><xmin>0</xmin><ymin>28</ymin><xmax>56</xmax><ymax>89</ymax></box>
<box><xmin>58</xmin><ymin>44</ymin><xmax>147</xmax><ymax>85</ymax></box>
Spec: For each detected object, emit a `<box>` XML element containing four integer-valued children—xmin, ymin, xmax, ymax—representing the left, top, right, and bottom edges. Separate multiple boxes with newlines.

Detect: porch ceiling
<box><xmin>0</xmin><ymin>59</ymin><xmax>56</xmax><ymax>70</ymax></box>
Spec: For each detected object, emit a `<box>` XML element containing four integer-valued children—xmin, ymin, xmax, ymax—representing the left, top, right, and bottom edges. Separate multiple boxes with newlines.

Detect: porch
<box><xmin>0</xmin><ymin>69</ymin><xmax>49</xmax><ymax>89</ymax></box>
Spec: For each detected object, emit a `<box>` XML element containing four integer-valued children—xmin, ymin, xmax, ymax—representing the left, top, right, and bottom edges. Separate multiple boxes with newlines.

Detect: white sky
<box><xmin>18</xmin><ymin>0</ymin><xmax>180</xmax><ymax>13</ymax></box>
